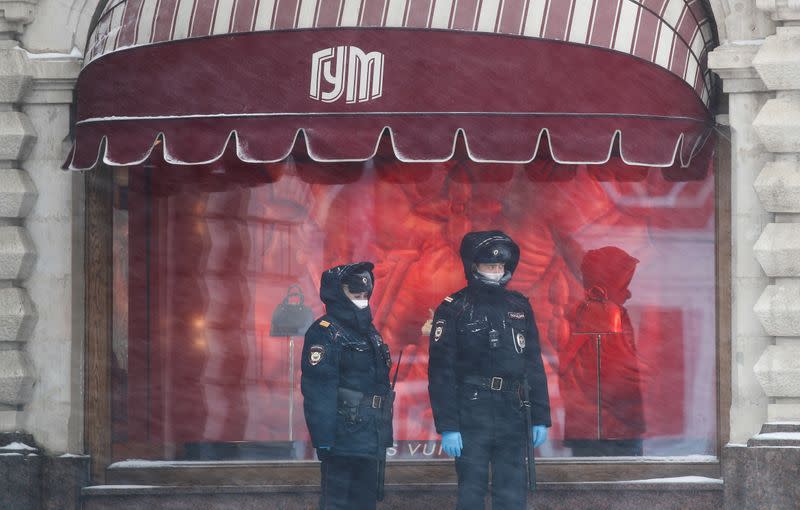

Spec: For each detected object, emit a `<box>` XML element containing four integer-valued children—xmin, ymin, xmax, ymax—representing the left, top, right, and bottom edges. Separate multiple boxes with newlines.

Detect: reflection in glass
<box><xmin>561</xmin><ymin>247</ymin><xmax>645</xmax><ymax>456</ymax></box>
<box><xmin>111</xmin><ymin>147</ymin><xmax>716</xmax><ymax>461</ymax></box>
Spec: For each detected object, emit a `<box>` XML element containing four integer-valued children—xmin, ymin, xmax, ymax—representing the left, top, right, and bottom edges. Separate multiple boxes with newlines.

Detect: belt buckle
<box><xmin>372</xmin><ymin>395</ymin><xmax>383</xmax><ymax>408</ymax></box>
<box><xmin>490</xmin><ymin>377</ymin><xmax>504</xmax><ymax>391</ymax></box>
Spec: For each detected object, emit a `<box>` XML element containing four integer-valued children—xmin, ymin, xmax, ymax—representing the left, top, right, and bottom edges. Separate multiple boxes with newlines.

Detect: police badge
<box><xmin>309</xmin><ymin>345</ymin><xmax>325</xmax><ymax>366</ymax></box>
<box><xmin>433</xmin><ymin>319</ymin><xmax>445</xmax><ymax>342</ymax></box>
<box><xmin>515</xmin><ymin>332</ymin><xmax>526</xmax><ymax>352</ymax></box>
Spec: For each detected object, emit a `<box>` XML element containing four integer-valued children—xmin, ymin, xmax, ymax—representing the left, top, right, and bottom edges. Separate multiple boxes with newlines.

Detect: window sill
<box><xmin>105</xmin><ymin>457</ymin><xmax>721</xmax><ymax>486</ymax></box>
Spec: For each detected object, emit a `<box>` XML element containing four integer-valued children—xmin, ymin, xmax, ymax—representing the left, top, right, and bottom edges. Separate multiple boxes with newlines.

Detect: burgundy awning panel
<box><xmin>69</xmin><ymin>0</ymin><xmax>718</xmax><ymax>170</ymax></box>
<box><xmin>67</xmin><ymin>27</ymin><xmax>714</xmax><ymax>170</ymax></box>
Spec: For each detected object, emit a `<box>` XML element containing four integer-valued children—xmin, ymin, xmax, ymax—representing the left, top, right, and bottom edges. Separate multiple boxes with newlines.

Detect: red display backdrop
<box><xmin>111</xmin><ymin>149</ymin><xmax>716</xmax><ymax>460</ymax></box>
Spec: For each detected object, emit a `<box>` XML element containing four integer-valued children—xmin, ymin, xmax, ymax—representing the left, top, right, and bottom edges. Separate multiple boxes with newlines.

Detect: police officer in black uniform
<box><xmin>428</xmin><ymin>231</ymin><xmax>551</xmax><ymax>510</ymax></box>
<box><xmin>301</xmin><ymin>262</ymin><xmax>393</xmax><ymax>510</ymax></box>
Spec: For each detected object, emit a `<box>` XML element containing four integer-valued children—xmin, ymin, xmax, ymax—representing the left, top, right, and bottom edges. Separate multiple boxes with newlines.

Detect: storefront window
<box><xmin>110</xmin><ymin>145</ymin><xmax>716</xmax><ymax>462</ymax></box>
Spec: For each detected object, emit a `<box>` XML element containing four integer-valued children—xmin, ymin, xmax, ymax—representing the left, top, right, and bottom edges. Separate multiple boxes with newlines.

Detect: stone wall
<box><xmin>0</xmin><ymin>0</ymin><xmax>86</xmax><ymax>455</ymax></box>
<box><xmin>0</xmin><ymin>0</ymin><xmax>38</xmax><ymax>436</ymax></box>
<box><xmin>711</xmin><ymin>0</ymin><xmax>800</xmax><ymax>441</ymax></box>
<box><xmin>710</xmin><ymin>1</ymin><xmax>800</xmax><ymax>508</ymax></box>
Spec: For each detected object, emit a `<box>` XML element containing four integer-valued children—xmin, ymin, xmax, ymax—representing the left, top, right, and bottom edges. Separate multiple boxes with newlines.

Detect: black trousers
<box><xmin>455</xmin><ymin>391</ymin><xmax>529</xmax><ymax>510</ymax></box>
<box><xmin>319</xmin><ymin>454</ymin><xmax>378</xmax><ymax>510</ymax></box>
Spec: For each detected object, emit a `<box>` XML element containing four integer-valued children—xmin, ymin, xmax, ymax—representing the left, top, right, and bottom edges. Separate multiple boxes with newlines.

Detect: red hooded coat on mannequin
<box><xmin>560</xmin><ymin>247</ymin><xmax>646</xmax><ymax>443</ymax></box>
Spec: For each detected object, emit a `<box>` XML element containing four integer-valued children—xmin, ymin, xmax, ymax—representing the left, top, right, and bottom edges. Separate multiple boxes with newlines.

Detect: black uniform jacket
<box><xmin>301</xmin><ymin>263</ymin><xmax>393</xmax><ymax>458</ymax></box>
<box><xmin>428</xmin><ymin>232</ymin><xmax>551</xmax><ymax>434</ymax></box>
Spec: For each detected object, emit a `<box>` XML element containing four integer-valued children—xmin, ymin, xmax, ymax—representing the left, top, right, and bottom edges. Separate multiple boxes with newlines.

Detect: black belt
<box><xmin>462</xmin><ymin>375</ymin><xmax>522</xmax><ymax>392</ymax></box>
<box><xmin>338</xmin><ymin>387</ymin><xmax>386</xmax><ymax>409</ymax></box>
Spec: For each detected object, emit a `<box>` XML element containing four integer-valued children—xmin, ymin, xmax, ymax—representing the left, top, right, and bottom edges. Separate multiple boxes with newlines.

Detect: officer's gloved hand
<box><xmin>532</xmin><ymin>426</ymin><xmax>548</xmax><ymax>448</ymax></box>
<box><xmin>441</xmin><ymin>431</ymin><xmax>463</xmax><ymax>457</ymax></box>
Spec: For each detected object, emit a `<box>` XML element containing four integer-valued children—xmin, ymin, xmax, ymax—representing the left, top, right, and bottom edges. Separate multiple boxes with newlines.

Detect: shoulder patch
<box><xmin>309</xmin><ymin>345</ymin><xmax>325</xmax><ymax>365</ymax></box>
<box><xmin>319</xmin><ymin>320</ymin><xmax>330</xmax><ymax>328</ymax></box>
<box><xmin>433</xmin><ymin>319</ymin><xmax>446</xmax><ymax>342</ymax></box>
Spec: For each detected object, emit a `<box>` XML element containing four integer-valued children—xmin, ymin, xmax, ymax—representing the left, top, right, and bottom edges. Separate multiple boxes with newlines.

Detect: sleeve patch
<box><xmin>309</xmin><ymin>345</ymin><xmax>325</xmax><ymax>365</ymax></box>
<box><xmin>433</xmin><ymin>319</ymin><xmax>446</xmax><ymax>342</ymax></box>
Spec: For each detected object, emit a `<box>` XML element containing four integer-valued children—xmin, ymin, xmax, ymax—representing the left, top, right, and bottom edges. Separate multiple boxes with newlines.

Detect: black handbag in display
<box><xmin>269</xmin><ymin>284</ymin><xmax>314</xmax><ymax>337</ymax></box>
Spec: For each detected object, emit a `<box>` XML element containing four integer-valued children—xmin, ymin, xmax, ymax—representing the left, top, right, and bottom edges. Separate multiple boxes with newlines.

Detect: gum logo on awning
<box><xmin>310</xmin><ymin>46</ymin><xmax>384</xmax><ymax>104</ymax></box>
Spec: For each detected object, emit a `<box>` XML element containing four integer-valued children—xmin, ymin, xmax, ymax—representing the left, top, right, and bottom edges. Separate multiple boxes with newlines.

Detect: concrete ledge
<box><xmin>81</xmin><ymin>479</ymin><xmax>723</xmax><ymax>510</ymax></box>
<box><xmin>748</xmin><ymin>431</ymin><xmax>800</xmax><ymax>446</ymax></box>
<box><xmin>708</xmin><ymin>43</ymin><xmax>767</xmax><ymax>93</ymax></box>
<box><xmin>83</xmin><ymin>478</ymin><xmax>724</xmax><ymax>496</ymax></box>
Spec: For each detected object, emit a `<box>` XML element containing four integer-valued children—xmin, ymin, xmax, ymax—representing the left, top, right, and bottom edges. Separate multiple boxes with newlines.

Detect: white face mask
<box><xmin>478</xmin><ymin>271</ymin><xmax>504</xmax><ymax>282</ymax></box>
<box><xmin>351</xmin><ymin>298</ymin><xmax>369</xmax><ymax>309</ymax></box>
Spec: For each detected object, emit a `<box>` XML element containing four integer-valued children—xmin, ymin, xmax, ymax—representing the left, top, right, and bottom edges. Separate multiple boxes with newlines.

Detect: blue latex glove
<box><xmin>441</xmin><ymin>431</ymin><xmax>463</xmax><ymax>458</ymax></box>
<box><xmin>532</xmin><ymin>426</ymin><xmax>548</xmax><ymax>448</ymax></box>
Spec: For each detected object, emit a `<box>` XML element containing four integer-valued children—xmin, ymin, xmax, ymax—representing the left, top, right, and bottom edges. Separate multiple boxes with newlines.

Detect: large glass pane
<box><xmin>111</xmin><ymin>148</ymin><xmax>716</xmax><ymax>461</ymax></box>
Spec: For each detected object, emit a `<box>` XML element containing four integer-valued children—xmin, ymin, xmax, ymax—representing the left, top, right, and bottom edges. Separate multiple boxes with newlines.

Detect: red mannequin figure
<box><xmin>560</xmin><ymin>246</ymin><xmax>646</xmax><ymax>456</ymax></box>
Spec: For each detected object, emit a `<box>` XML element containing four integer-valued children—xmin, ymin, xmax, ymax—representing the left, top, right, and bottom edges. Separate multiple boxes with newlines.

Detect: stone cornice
<box><xmin>25</xmin><ymin>57</ymin><xmax>80</xmax><ymax>105</ymax></box>
<box><xmin>709</xmin><ymin>42</ymin><xmax>769</xmax><ymax>93</ymax></box>
<box><xmin>756</xmin><ymin>0</ymin><xmax>800</xmax><ymax>22</ymax></box>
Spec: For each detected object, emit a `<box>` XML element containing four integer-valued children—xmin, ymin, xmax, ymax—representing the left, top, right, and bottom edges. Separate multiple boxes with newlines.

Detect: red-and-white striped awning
<box><xmin>67</xmin><ymin>0</ymin><xmax>718</xmax><ymax>171</ymax></box>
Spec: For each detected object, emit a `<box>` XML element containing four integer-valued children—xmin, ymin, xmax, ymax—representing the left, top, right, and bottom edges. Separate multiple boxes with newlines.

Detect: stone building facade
<box><xmin>0</xmin><ymin>0</ymin><xmax>798</xmax><ymax>508</ymax></box>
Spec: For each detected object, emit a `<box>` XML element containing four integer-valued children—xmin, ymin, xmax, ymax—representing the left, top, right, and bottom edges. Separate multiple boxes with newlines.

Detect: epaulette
<box><xmin>436</xmin><ymin>291</ymin><xmax>467</xmax><ymax>318</ymax></box>
<box><xmin>312</xmin><ymin>317</ymin><xmax>341</xmax><ymax>342</ymax></box>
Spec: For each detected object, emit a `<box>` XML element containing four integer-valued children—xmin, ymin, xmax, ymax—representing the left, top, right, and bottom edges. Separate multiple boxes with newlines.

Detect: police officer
<box><xmin>301</xmin><ymin>262</ymin><xmax>393</xmax><ymax>510</ymax></box>
<box><xmin>428</xmin><ymin>231</ymin><xmax>551</xmax><ymax>510</ymax></box>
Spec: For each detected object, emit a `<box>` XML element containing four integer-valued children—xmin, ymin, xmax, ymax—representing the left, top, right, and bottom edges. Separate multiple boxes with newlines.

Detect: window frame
<box><xmin>85</xmin><ymin>134</ymin><xmax>732</xmax><ymax>485</ymax></box>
